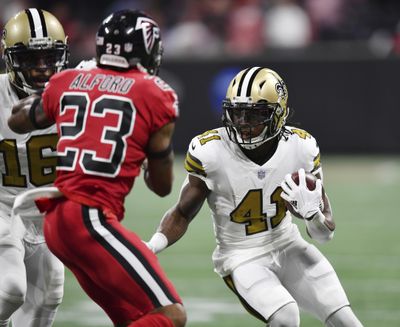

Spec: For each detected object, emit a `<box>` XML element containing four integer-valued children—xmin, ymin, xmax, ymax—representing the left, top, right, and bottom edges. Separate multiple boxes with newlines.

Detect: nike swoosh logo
<box><xmin>191</xmin><ymin>143</ymin><xmax>196</xmax><ymax>150</ymax></box>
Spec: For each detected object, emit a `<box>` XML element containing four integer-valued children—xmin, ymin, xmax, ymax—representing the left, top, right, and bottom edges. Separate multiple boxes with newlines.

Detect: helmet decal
<box><xmin>275</xmin><ymin>80</ymin><xmax>287</xmax><ymax>99</ymax></box>
<box><xmin>135</xmin><ymin>17</ymin><xmax>159</xmax><ymax>55</ymax></box>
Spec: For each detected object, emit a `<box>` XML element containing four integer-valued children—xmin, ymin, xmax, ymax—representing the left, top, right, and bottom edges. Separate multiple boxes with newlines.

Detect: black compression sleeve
<box><xmin>147</xmin><ymin>143</ymin><xmax>173</xmax><ymax>159</ymax></box>
<box><xmin>28</xmin><ymin>97</ymin><xmax>42</xmax><ymax>129</ymax></box>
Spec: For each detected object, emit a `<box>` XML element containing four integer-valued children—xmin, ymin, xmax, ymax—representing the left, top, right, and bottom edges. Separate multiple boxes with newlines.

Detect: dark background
<box><xmin>160</xmin><ymin>57</ymin><xmax>400</xmax><ymax>154</ymax></box>
<box><xmin>2</xmin><ymin>0</ymin><xmax>400</xmax><ymax>154</ymax></box>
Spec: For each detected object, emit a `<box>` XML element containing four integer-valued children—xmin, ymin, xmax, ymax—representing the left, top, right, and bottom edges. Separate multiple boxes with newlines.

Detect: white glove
<box><xmin>281</xmin><ymin>168</ymin><xmax>323</xmax><ymax>219</ymax></box>
<box><xmin>145</xmin><ymin>232</ymin><xmax>168</xmax><ymax>254</ymax></box>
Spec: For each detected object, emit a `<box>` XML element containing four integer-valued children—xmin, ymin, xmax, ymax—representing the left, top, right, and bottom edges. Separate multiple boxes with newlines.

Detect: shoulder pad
<box><xmin>286</xmin><ymin>126</ymin><xmax>321</xmax><ymax>173</ymax></box>
<box><xmin>286</xmin><ymin>127</ymin><xmax>313</xmax><ymax>140</ymax></box>
<box><xmin>184</xmin><ymin>129</ymin><xmax>222</xmax><ymax>177</ymax></box>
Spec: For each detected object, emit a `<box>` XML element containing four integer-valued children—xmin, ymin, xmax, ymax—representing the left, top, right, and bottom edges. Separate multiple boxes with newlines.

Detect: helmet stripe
<box><xmin>25</xmin><ymin>8</ymin><xmax>47</xmax><ymax>38</ymax></box>
<box><xmin>245</xmin><ymin>67</ymin><xmax>263</xmax><ymax>97</ymax></box>
<box><xmin>236</xmin><ymin>67</ymin><xmax>251</xmax><ymax>98</ymax></box>
<box><xmin>25</xmin><ymin>9</ymin><xmax>36</xmax><ymax>37</ymax></box>
<box><xmin>238</xmin><ymin>66</ymin><xmax>261</xmax><ymax>98</ymax></box>
<box><xmin>38</xmin><ymin>9</ymin><xmax>48</xmax><ymax>37</ymax></box>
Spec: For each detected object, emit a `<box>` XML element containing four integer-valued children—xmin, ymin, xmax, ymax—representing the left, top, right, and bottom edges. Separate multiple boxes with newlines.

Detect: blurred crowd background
<box><xmin>1</xmin><ymin>0</ymin><xmax>400</xmax><ymax>154</ymax></box>
<box><xmin>2</xmin><ymin>0</ymin><xmax>400</xmax><ymax>62</ymax></box>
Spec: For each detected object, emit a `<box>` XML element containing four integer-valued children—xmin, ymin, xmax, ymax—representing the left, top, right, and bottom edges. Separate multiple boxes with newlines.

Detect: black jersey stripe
<box><xmin>96</xmin><ymin>209</ymin><xmax>179</xmax><ymax>304</ymax></box>
<box><xmin>38</xmin><ymin>9</ymin><xmax>48</xmax><ymax>37</ymax></box>
<box><xmin>246</xmin><ymin>67</ymin><xmax>263</xmax><ymax>97</ymax></box>
<box><xmin>187</xmin><ymin>151</ymin><xmax>204</xmax><ymax>169</ymax></box>
<box><xmin>82</xmin><ymin>206</ymin><xmax>168</xmax><ymax>307</ymax></box>
<box><xmin>83</xmin><ymin>206</ymin><xmax>179</xmax><ymax>305</ymax></box>
<box><xmin>184</xmin><ymin>159</ymin><xmax>206</xmax><ymax>177</ymax></box>
<box><xmin>25</xmin><ymin>9</ymin><xmax>36</xmax><ymax>38</ymax></box>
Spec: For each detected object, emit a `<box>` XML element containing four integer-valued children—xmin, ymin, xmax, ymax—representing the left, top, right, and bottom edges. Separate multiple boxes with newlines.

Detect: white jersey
<box><xmin>184</xmin><ymin>127</ymin><xmax>322</xmax><ymax>276</ymax></box>
<box><xmin>0</xmin><ymin>74</ymin><xmax>57</xmax><ymax>243</ymax></box>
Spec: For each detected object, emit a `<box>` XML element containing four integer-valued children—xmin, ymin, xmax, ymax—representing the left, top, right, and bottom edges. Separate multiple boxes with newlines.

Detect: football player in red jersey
<box><xmin>8</xmin><ymin>10</ymin><xmax>186</xmax><ymax>327</ymax></box>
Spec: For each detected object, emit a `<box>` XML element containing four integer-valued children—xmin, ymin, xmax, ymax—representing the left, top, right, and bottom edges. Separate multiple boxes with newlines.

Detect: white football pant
<box><xmin>228</xmin><ymin>237</ymin><xmax>362</xmax><ymax>326</ymax></box>
<box><xmin>0</xmin><ymin>217</ymin><xmax>64</xmax><ymax>327</ymax></box>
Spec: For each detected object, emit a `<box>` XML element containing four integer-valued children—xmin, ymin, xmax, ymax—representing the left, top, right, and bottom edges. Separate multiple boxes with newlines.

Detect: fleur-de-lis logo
<box><xmin>135</xmin><ymin>17</ymin><xmax>160</xmax><ymax>54</ymax></box>
<box><xmin>275</xmin><ymin>80</ymin><xmax>287</xmax><ymax>99</ymax></box>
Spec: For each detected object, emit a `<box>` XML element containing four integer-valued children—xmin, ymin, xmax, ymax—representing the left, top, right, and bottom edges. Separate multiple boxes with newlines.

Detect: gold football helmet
<box><xmin>1</xmin><ymin>8</ymin><xmax>69</xmax><ymax>94</ymax></box>
<box><xmin>222</xmin><ymin>67</ymin><xmax>289</xmax><ymax>149</ymax></box>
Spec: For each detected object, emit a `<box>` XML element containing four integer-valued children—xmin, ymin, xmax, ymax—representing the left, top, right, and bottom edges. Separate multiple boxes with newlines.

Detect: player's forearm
<box><xmin>159</xmin><ymin>208</ymin><xmax>190</xmax><ymax>246</ymax></box>
<box><xmin>147</xmin><ymin>207</ymin><xmax>190</xmax><ymax>254</ymax></box>
<box><xmin>144</xmin><ymin>155</ymin><xmax>174</xmax><ymax>197</ymax></box>
<box><xmin>305</xmin><ymin>210</ymin><xmax>335</xmax><ymax>244</ymax></box>
<box><xmin>322</xmin><ymin>193</ymin><xmax>335</xmax><ymax>230</ymax></box>
<box><xmin>8</xmin><ymin>99</ymin><xmax>36</xmax><ymax>133</ymax></box>
<box><xmin>9</xmin><ymin>94</ymin><xmax>53</xmax><ymax>133</ymax></box>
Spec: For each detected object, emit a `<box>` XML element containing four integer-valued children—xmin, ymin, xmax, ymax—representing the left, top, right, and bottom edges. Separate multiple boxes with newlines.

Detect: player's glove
<box><xmin>280</xmin><ymin>168</ymin><xmax>323</xmax><ymax>219</ymax></box>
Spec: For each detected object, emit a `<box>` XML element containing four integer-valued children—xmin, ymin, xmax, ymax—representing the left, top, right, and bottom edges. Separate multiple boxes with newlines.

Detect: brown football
<box><xmin>291</xmin><ymin>171</ymin><xmax>318</xmax><ymax>190</ymax></box>
<box><xmin>283</xmin><ymin>171</ymin><xmax>324</xmax><ymax>219</ymax></box>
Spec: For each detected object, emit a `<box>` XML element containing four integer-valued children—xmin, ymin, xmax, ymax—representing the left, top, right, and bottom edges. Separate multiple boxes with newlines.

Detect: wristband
<box><xmin>305</xmin><ymin>210</ymin><xmax>334</xmax><ymax>244</ymax></box>
<box><xmin>148</xmin><ymin>232</ymin><xmax>168</xmax><ymax>254</ymax></box>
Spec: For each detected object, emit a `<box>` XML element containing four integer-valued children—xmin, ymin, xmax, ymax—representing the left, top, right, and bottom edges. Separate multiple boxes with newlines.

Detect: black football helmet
<box><xmin>222</xmin><ymin>67</ymin><xmax>289</xmax><ymax>149</ymax></box>
<box><xmin>96</xmin><ymin>10</ymin><xmax>163</xmax><ymax>75</ymax></box>
<box><xmin>1</xmin><ymin>8</ymin><xmax>69</xmax><ymax>95</ymax></box>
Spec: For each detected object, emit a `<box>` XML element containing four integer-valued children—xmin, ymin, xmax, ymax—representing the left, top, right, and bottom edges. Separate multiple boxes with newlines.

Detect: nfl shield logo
<box><xmin>124</xmin><ymin>43</ymin><xmax>133</xmax><ymax>53</ymax></box>
<box><xmin>257</xmin><ymin>170</ymin><xmax>266</xmax><ymax>179</ymax></box>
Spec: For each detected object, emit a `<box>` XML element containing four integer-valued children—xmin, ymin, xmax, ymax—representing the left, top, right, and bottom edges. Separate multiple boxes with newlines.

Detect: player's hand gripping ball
<box><xmin>281</xmin><ymin>169</ymin><xmax>324</xmax><ymax>219</ymax></box>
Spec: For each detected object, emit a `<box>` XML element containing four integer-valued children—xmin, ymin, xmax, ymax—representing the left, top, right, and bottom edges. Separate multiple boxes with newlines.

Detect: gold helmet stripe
<box><xmin>25</xmin><ymin>8</ymin><xmax>48</xmax><ymax>38</ymax></box>
<box><xmin>237</xmin><ymin>66</ymin><xmax>262</xmax><ymax>98</ymax></box>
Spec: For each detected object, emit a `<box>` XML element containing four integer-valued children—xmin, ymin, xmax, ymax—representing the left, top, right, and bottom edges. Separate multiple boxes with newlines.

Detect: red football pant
<box><xmin>128</xmin><ymin>312</ymin><xmax>174</xmax><ymax>326</ymax></box>
<box><xmin>43</xmin><ymin>198</ymin><xmax>182</xmax><ymax>325</ymax></box>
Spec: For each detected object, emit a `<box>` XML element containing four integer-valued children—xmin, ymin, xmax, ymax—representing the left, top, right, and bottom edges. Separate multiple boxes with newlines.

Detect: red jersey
<box><xmin>42</xmin><ymin>67</ymin><xmax>178</xmax><ymax>219</ymax></box>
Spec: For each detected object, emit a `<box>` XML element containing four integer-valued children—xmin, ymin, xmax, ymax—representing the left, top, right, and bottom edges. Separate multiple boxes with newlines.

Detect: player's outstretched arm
<box><xmin>144</xmin><ymin>122</ymin><xmax>176</xmax><ymax>197</ymax></box>
<box><xmin>8</xmin><ymin>94</ymin><xmax>53</xmax><ymax>133</ymax></box>
<box><xmin>147</xmin><ymin>174</ymin><xmax>209</xmax><ymax>254</ymax></box>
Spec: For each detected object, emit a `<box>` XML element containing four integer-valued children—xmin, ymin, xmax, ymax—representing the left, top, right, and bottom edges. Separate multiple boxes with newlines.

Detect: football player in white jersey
<box><xmin>0</xmin><ymin>9</ymin><xmax>68</xmax><ymax>327</ymax></box>
<box><xmin>147</xmin><ymin>67</ymin><xmax>363</xmax><ymax>326</ymax></box>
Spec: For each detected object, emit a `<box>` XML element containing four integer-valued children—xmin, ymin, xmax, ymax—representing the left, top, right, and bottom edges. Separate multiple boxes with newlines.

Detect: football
<box><xmin>291</xmin><ymin>170</ymin><xmax>318</xmax><ymax>190</ymax></box>
<box><xmin>283</xmin><ymin>171</ymin><xmax>324</xmax><ymax>219</ymax></box>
